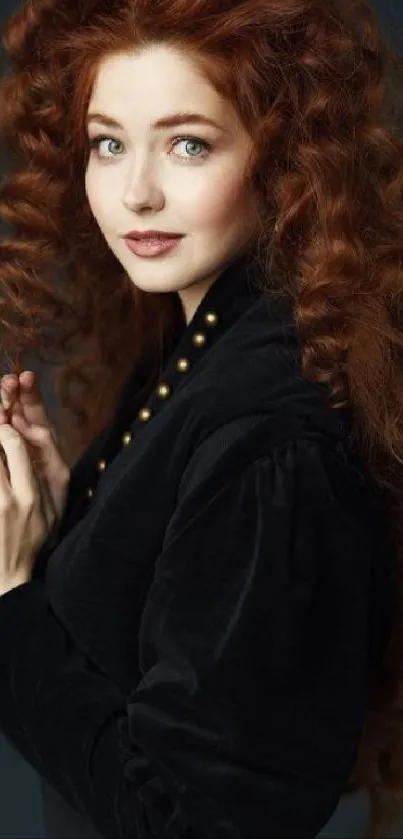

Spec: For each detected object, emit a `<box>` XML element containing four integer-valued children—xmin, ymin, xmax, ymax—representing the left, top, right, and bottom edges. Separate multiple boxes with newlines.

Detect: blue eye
<box><xmin>87</xmin><ymin>134</ymin><xmax>212</xmax><ymax>162</ymax></box>
<box><xmin>172</xmin><ymin>137</ymin><xmax>210</xmax><ymax>160</ymax></box>
<box><xmin>88</xmin><ymin>136</ymin><xmax>123</xmax><ymax>157</ymax></box>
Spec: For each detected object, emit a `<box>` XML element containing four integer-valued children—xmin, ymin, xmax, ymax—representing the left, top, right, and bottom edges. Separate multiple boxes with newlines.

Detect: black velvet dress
<box><xmin>0</xmin><ymin>254</ymin><xmax>396</xmax><ymax>838</ymax></box>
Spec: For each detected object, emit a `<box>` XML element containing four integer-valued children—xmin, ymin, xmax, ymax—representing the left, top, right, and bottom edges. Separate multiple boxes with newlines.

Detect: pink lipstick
<box><xmin>124</xmin><ymin>237</ymin><xmax>182</xmax><ymax>257</ymax></box>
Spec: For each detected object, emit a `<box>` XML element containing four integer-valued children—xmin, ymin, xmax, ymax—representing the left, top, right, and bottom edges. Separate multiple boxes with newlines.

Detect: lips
<box><xmin>124</xmin><ymin>233</ymin><xmax>182</xmax><ymax>241</ymax></box>
<box><xmin>124</xmin><ymin>236</ymin><xmax>182</xmax><ymax>258</ymax></box>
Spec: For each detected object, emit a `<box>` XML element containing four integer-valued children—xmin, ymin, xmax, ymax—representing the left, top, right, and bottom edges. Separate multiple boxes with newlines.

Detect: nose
<box><xmin>122</xmin><ymin>157</ymin><xmax>164</xmax><ymax>213</ymax></box>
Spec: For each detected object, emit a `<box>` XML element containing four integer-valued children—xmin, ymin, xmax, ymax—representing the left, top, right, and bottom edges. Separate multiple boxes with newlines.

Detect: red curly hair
<box><xmin>1</xmin><ymin>0</ymin><xmax>403</xmax><ymax>834</ymax></box>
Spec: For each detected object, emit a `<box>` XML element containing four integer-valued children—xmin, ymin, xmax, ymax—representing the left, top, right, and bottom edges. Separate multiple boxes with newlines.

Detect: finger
<box><xmin>0</xmin><ymin>424</ymin><xmax>37</xmax><ymax>504</ymax></box>
<box><xmin>0</xmin><ymin>415</ymin><xmax>56</xmax><ymax>532</ymax></box>
<box><xmin>0</xmin><ymin>441</ymin><xmax>10</xmax><ymax>483</ymax></box>
<box><xmin>10</xmin><ymin>413</ymin><xmax>69</xmax><ymax>521</ymax></box>
<box><xmin>10</xmin><ymin>413</ymin><xmax>68</xmax><ymax>480</ymax></box>
<box><xmin>0</xmin><ymin>446</ymin><xmax>12</xmax><ymax>508</ymax></box>
<box><xmin>18</xmin><ymin>371</ymin><xmax>51</xmax><ymax>430</ymax></box>
<box><xmin>0</xmin><ymin>434</ymin><xmax>55</xmax><ymax>539</ymax></box>
<box><xmin>0</xmin><ymin>374</ymin><xmax>20</xmax><ymax>416</ymax></box>
<box><xmin>0</xmin><ymin>406</ymin><xmax>10</xmax><ymax>425</ymax></box>
<box><xmin>8</xmin><ymin>413</ymin><xmax>42</xmax><ymax>473</ymax></box>
<box><xmin>39</xmin><ymin>478</ymin><xmax>57</xmax><ymax>533</ymax></box>
<box><xmin>0</xmin><ymin>376</ymin><xmax>25</xmax><ymax>429</ymax></box>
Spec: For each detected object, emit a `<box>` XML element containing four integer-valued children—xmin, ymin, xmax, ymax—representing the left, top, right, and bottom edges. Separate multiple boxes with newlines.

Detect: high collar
<box><xmin>115</xmin><ymin>253</ymin><xmax>352</xmax><ymax>445</ymax></box>
<box><xmin>116</xmin><ymin>252</ymin><xmax>275</xmax><ymax>417</ymax></box>
<box><xmin>170</xmin><ymin>252</ymin><xmax>271</xmax><ymax>360</ymax></box>
<box><xmin>184</xmin><ymin>251</ymin><xmax>265</xmax><ymax>329</ymax></box>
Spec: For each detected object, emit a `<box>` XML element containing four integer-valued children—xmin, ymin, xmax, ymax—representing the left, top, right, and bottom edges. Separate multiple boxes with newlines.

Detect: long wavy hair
<box><xmin>1</xmin><ymin>0</ymin><xmax>403</xmax><ymax>834</ymax></box>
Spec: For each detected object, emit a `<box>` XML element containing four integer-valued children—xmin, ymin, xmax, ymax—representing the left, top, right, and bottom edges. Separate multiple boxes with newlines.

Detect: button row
<box><xmin>85</xmin><ymin>311</ymin><xmax>219</xmax><ymax>501</ymax></box>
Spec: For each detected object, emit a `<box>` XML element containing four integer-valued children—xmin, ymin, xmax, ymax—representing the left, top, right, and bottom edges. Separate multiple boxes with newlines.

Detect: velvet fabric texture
<box><xmin>0</xmin><ymin>255</ymin><xmax>396</xmax><ymax>838</ymax></box>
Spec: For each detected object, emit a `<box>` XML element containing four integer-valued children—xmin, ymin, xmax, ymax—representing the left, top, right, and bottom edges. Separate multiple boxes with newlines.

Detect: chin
<box><xmin>126</xmin><ymin>272</ymin><xmax>183</xmax><ymax>294</ymax></box>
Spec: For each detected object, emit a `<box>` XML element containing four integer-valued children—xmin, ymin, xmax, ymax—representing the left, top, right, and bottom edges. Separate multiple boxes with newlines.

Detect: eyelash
<box><xmin>87</xmin><ymin>134</ymin><xmax>212</xmax><ymax>163</ymax></box>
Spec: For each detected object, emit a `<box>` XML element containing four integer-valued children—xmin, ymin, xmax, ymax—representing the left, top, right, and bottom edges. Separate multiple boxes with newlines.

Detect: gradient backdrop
<box><xmin>0</xmin><ymin>1</ymin><xmax>402</xmax><ymax>836</ymax></box>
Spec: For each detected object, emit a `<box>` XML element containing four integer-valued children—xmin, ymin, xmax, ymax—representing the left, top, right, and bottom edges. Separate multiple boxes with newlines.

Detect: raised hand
<box><xmin>0</xmin><ymin>371</ymin><xmax>71</xmax><ymax>533</ymax></box>
<box><xmin>0</xmin><ymin>421</ymin><xmax>53</xmax><ymax>595</ymax></box>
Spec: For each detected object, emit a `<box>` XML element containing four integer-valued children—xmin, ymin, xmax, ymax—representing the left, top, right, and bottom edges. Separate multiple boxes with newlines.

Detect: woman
<box><xmin>0</xmin><ymin>0</ymin><xmax>401</xmax><ymax>836</ymax></box>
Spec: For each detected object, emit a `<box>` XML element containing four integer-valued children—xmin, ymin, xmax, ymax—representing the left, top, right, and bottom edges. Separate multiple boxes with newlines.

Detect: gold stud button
<box><xmin>176</xmin><ymin>357</ymin><xmax>190</xmax><ymax>373</ymax></box>
<box><xmin>86</xmin><ymin>487</ymin><xmax>94</xmax><ymax>499</ymax></box>
<box><xmin>138</xmin><ymin>407</ymin><xmax>152</xmax><ymax>422</ymax></box>
<box><xmin>156</xmin><ymin>383</ymin><xmax>171</xmax><ymax>399</ymax></box>
<box><xmin>204</xmin><ymin>311</ymin><xmax>218</xmax><ymax>327</ymax></box>
<box><xmin>192</xmin><ymin>332</ymin><xmax>207</xmax><ymax>347</ymax></box>
<box><xmin>122</xmin><ymin>430</ymin><xmax>132</xmax><ymax>446</ymax></box>
<box><xmin>97</xmin><ymin>459</ymin><xmax>107</xmax><ymax>472</ymax></box>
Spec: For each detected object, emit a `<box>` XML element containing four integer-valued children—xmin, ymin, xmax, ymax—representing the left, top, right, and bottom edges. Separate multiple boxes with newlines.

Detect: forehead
<box><xmin>88</xmin><ymin>44</ymin><xmax>231</xmax><ymax>117</ymax></box>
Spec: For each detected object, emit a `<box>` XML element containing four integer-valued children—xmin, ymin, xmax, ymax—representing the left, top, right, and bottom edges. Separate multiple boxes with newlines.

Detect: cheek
<box><xmin>182</xmin><ymin>169</ymin><xmax>254</xmax><ymax>231</ymax></box>
<box><xmin>84</xmin><ymin>170</ymin><xmax>97</xmax><ymax>213</ymax></box>
<box><xmin>85</xmin><ymin>169</ymin><xmax>110</xmax><ymax>224</ymax></box>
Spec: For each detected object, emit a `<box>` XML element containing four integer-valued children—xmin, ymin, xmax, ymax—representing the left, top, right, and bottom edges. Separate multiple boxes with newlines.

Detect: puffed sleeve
<box><xmin>0</xmin><ymin>436</ymin><xmax>384</xmax><ymax>839</ymax></box>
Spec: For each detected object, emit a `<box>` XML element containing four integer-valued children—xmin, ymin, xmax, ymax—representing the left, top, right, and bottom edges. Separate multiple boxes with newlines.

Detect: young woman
<box><xmin>0</xmin><ymin>0</ymin><xmax>402</xmax><ymax>836</ymax></box>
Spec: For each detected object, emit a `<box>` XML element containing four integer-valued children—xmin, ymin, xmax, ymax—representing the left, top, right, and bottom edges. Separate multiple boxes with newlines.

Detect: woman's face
<box><xmin>85</xmin><ymin>44</ymin><xmax>260</xmax><ymax>323</ymax></box>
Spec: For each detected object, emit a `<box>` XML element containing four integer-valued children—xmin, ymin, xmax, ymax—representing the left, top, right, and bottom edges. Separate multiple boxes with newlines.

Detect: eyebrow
<box><xmin>86</xmin><ymin>111</ymin><xmax>226</xmax><ymax>131</ymax></box>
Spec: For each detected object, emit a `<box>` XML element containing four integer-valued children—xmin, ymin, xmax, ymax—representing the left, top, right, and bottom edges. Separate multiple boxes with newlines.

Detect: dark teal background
<box><xmin>0</xmin><ymin>1</ymin><xmax>402</xmax><ymax>835</ymax></box>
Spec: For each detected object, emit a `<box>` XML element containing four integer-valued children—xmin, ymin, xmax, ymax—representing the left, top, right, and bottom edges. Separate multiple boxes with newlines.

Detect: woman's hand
<box><xmin>0</xmin><ymin>371</ymin><xmax>71</xmax><ymax>533</ymax></box>
<box><xmin>0</xmin><ymin>422</ymin><xmax>52</xmax><ymax>595</ymax></box>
